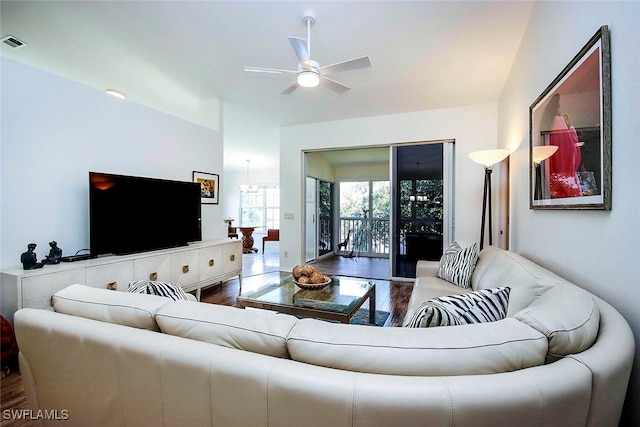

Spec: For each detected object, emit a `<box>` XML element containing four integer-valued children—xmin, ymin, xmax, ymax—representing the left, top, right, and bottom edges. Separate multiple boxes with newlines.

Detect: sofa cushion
<box><xmin>51</xmin><ymin>284</ymin><xmax>170</xmax><ymax>331</ymax></box>
<box><xmin>471</xmin><ymin>247</ymin><xmax>557</xmax><ymax>315</ymax></box>
<box><xmin>405</xmin><ymin>287</ymin><xmax>510</xmax><ymax>328</ymax></box>
<box><xmin>155</xmin><ymin>302</ymin><xmax>298</xmax><ymax>359</ymax></box>
<box><xmin>437</xmin><ymin>242</ymin><xmax>479</xmax><ymax>288</ymax></box>
<box><xmin>287</xmin><ymin>317</ymin><xmax>547</xmax><ymax>376</ymax></box>
<box><xmin>403</xmin><ymin>276</ymin><xmax>471</xmax><ymax>326</ymax></box>
<box><xmin>128</xmin><ymin>280</ymin><xmax>191</xmax><ymax>301</ymax></box>
<box><xmin>515</xmin><ymin>282</ymin><xmax>600</xmax><ymax>362</ymax></box>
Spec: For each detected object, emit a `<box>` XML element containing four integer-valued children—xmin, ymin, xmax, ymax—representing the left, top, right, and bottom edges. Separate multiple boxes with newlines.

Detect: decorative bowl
<box><xmin>293</xmin><ymin>276</ymin><xmax>331</xmax><ymax>290</ymax></box>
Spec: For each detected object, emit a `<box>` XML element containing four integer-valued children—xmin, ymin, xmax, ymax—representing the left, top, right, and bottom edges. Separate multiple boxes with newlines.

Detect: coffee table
<box><xmin>236</xmin><ymin>275</ymin><xmax>376</xmax><ymax>324</ymax></box>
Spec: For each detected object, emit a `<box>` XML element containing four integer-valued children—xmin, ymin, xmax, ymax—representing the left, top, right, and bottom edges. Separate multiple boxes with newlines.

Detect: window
<box><xmin>240</xmin><ymin>186</ymin><xmax>280</xmax><ymax>230</ymax></box>
<box><xmin>339</xmin><ymin>180</ymin><xmax>390</xmax><ymax>256</ymax></box>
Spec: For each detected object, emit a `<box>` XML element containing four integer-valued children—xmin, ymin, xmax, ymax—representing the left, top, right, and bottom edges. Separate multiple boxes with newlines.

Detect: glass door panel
<box><xmin>393</xmin><ymin>143</ymin><xmax>450</xmax><ymax>278</ymax></box>
<box><xmin>318</xmin><ymin>181</ymin><xmax>334</xmax><ymax>257</ymax></box>
<box><xmin>305</xmin><ymin>177</ymin><xmax>317</xmax><ymax>262</ymax></box>
<box><xmin>339</xmin><ymin>181</ymin><xmax>370</xmax><ymax>257</ymax></box>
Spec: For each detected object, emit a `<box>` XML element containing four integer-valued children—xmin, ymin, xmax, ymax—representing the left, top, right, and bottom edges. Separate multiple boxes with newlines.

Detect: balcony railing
<box><xmin>336</xmin><ymin>217</ymin><xmax>390</xmax><ymax>256</ymax></box>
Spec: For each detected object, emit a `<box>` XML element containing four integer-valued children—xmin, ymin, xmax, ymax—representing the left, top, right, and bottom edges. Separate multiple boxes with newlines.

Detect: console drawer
<box><xmin>133</xmin><ymin>255</ymin><xmax>170</xmax><ymax>282</ymax></box>
<box><xmin>85</xmin><ymin>261</ymin><xmax>133</xmax><ymax>291</ymax></box>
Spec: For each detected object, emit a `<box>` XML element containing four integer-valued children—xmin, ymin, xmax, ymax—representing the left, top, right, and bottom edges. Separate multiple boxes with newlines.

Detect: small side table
<box><xmin>239</xmin><ymin>227</ymin><xmax>258</xmax><ymax>253</ymax></box>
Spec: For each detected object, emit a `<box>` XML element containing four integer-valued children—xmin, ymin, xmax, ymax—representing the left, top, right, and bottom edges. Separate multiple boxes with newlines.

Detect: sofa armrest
<box><xmin>416</xmin><ymin>260</ymin><xmax>439</xmax><ymax>278</ymax></box>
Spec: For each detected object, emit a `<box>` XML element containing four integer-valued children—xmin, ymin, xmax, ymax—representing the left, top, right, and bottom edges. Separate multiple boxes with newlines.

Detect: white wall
<box><xmin>280</xmin><ymin>103</ymin><xmax>501</xmax><ymax>271</ymax></box>
<box><xmin>0</xmin><ymin>58</ymin><xmax>226</xmax><ymax>269</ymax></box>
<box><xmin>306</xmin><ymin>152</ymin><xmax>336</xmax><ymax>182</ymax></box>
<box><xmin>334</xmin><ymin>162</ymin><xmax>389</xmax><ymax>181</ymax></box>
<box><xmin>498</xmin><ymin>2</ymin><xmax>640</xmax><ymax>424</ymax></box>
<box><xmin>306</xmin><ymin>151</ymin><xmax>389</xmax><ymax>182</ymax></box>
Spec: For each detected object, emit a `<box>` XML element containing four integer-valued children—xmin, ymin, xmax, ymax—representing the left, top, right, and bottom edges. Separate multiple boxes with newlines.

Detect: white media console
<box><xmin>0</xmin><ymin>239</ymin><xmax>242</xmax><ymax>325</ymax></box>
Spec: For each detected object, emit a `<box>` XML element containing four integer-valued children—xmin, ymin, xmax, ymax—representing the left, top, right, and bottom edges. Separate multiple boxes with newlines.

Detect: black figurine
<box><xmin>21</xmin><ymin>243</ymin><xmax>44</xmax><ymax>270</ymax></box>
<box><xmin>42</xmin><ymin>241</ymin><xmax>62</xmax><ymax>265</ymax></box>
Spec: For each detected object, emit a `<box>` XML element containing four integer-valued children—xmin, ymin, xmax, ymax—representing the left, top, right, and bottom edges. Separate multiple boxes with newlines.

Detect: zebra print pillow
<box><xmin>405</xmin><ymin>287</ymin><xmax>511</xmax><ymax>328</ymax></box>
<box><xmin>404</xmin><ymin>300</ymin><xmax>463</xmax><ymax>327</ymax></box>
<box><xmin>128</xmin><ymin>280</ymin><xmax>191</xmax><ymax>301</ymax></box>
<box><xmin>437</xmin><ymin>242</ymin><xmax>479</xmax><ymax>288</ymax></box>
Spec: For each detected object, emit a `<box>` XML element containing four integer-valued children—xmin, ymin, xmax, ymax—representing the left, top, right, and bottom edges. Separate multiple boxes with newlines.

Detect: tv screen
<box><xmin>89</xmin><ymin>172</ymin><xmax>202</xmax><ymax>256</ymax></box>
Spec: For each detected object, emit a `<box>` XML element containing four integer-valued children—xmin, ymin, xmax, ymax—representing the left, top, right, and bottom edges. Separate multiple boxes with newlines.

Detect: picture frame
<box><xmin>193</xmin><ymin>171</ymin><xmax>219</xmax><ymax>204</ymax></box>
<box><xmin>529</xmin><ymin>26</ymin><xmax>611</xmax><ymax>210</ymax></box>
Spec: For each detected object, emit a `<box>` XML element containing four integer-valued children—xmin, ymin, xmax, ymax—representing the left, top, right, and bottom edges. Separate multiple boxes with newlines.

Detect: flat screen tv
<box><xmin>89</xmin><ymin>172</ymin><xmax>202</xmax><ymax>256</ymax></box>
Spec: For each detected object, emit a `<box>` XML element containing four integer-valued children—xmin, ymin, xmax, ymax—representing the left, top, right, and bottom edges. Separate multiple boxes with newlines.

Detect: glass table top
<box><xmin>237</xmin><ymin>275</ymin><xmax>375</xmax><ymax>315</ymax></box>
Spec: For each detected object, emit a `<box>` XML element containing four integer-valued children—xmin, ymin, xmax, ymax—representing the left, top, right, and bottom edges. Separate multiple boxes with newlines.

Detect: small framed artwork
<box><xmin>529</xmin><ymin>25</ymin><xmax>611</xmax><ymax>210</ymax></box>
<box><xmin>193</xmin><ymin>171</ymin><xmax>219</xmax><ymax>204</ymax></box>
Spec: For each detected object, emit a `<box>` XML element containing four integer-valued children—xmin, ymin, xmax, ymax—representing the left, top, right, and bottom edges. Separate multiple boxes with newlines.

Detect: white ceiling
<box><xmin>0</xmin><ymin>1</ymin><xmax>534</xmax><ymax>172</ymax></box>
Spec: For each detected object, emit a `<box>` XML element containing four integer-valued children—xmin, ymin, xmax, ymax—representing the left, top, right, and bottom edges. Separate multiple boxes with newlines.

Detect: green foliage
<box><xmin>340</xmin><ymin>181</ymin><xmax>390</xmax><ymax>218</ymax></box>
<box><xmin>399</xmin><ymin>179</ymin><xmax>444</xmax><ymax>235</ymax></box>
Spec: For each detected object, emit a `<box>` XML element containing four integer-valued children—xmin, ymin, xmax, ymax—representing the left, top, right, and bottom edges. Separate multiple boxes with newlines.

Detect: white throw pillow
<box><xmin>405</xmin><ymin>287</ymin><xmax>510</xmax><ymax>328</ymax></box>
<box><xmin>437</xmin><ymin>241</ymin><xmax>479</xmax><ymax>288</ymax></box>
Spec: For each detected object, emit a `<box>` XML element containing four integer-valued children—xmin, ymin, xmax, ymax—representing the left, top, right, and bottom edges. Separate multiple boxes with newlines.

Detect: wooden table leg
<box><xmin>368</xmin><ymin>284</ymin><xmax>376</xmax><ymax>324</ymax></box>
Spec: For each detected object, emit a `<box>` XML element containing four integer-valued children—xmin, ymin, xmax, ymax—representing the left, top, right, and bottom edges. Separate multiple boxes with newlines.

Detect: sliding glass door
<box><xmin>306</xmin><ymin>177</ymin><xmax>336</xmax><ymax>262</ymax></box>
<box><xmin>318</xmin><ymin>180</ymin><xmax>335</xmax><ymax>257</ymax></box>
<box><xmin>392</xmin><ymin>142</ymin><xmax>454</xmax><ymax>278</ymax></box>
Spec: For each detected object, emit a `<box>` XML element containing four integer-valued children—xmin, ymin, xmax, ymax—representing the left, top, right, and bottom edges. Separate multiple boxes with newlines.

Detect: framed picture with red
<box><xmin>529</xmin><ymin>26</ymin><xmax>611</xmax><ymax>210</ymax></box>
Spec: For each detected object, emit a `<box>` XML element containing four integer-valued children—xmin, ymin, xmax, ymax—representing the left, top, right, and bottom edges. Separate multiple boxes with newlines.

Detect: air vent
<box><xmin>1</xmin><ymin>35</ymin><xmax>27</xmax><ymax>49</ymax></box>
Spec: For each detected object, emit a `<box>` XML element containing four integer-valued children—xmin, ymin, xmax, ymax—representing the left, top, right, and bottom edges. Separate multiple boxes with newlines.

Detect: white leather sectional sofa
<box><xmin>14</xmin><ymin>247</ymin><xmax>634</xmax><ymax>426</ymax></box>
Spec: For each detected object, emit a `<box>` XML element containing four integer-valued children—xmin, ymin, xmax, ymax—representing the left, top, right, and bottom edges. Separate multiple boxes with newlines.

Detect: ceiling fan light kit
<box><xmin>298</xmin><ymin>71</ymin><xmax>319</xmax><ymax>88</ymax></box>
<box><xmin>245</xmin><ymin>11</ymin><xmax>371</xmax><ymax>95</ymax></box>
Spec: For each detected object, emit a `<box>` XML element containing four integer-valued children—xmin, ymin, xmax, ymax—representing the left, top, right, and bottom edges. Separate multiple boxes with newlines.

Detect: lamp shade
<box><xmin>532</xmin><ymin>145</ymin><xmax>559</xmax><ymax>164</ymax></box>
<box><xmin>297</xmin><ymin>71</ymin><xmax>319</xmax><ymax>88</ymax></box>
<box><xmin>468</xmin><ymin>149</ymin><xmax>510</xmax><ymax>167</ymax></box>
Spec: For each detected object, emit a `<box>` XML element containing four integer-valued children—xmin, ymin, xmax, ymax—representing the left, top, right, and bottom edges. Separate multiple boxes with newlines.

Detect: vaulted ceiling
<box><xmin>1</xmin><ymin>1</ymin><xmax>535</xmax><ymax>171</ymax></box>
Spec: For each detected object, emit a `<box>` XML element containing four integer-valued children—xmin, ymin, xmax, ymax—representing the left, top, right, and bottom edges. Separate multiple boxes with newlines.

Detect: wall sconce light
<box><xmin>532</xmin><ymin>145</ymin><xmax>559</xmax><ymax>200</ymax></box>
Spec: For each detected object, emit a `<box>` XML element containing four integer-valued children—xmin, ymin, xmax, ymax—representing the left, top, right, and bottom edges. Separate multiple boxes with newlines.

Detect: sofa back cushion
<box><xmin>515</xmin><ymin>282</ymin><xmax>600</xmax><ymax>362</ymax></box>
<box><xmin>287</xmin><ymin>317</ymin><xmax>547</xmax><ymax>376</ymax></box>
<box><xmin>51</xmin><ymin>284</ymin><xmax>170</xmax><ymax>331</ymax></box>
<box><xmin>156</xmin><ymin>302</ymin><xmax>298</xmax><ymax>359</ymax></box>
<box><xmin>472</xmin><ymin>247</ymin><xmax>556</xmax><ymax>315</ymax></box>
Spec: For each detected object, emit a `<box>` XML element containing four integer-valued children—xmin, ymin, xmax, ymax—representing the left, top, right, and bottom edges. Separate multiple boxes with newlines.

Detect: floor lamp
<box><xmin>468</xmin><ymin>149</ymin><xmax>510</xmax><ymax>250</ymax></box>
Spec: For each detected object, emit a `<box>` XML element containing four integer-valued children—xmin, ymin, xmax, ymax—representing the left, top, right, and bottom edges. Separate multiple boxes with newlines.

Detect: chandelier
<box><xmin>240</xmin><ymin>159</ymin><xmax>259</xmax><ymax>193</ymax></box>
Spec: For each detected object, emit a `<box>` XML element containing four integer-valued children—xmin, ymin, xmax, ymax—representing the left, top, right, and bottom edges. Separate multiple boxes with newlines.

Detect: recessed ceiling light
<box><xmin>105</xmin><ymin>89</ymin><xmax>126</xmax><ymax>100</ymax></box>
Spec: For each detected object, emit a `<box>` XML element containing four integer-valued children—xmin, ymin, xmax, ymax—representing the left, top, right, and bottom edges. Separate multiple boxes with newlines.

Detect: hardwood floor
<box><xmin>0</xmin><ymin>370</ymin><xmax>29</xmax><ymax>427</ymax></box>
<box><xmin>312</xmin><ymin>254</ymin><xmax>391</xmax><ymax>280</ymax></box>
<box><xmin>0</xmin><ymin>245</ymin><xmax>412</xmax><ymax>426</ymax></box>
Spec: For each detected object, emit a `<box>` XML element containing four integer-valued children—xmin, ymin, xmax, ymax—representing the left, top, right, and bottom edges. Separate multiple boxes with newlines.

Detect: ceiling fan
<box><xmin>244</xmin><ymin>12</ymin><xmax>371</xmax><ymax>95</ymax></box>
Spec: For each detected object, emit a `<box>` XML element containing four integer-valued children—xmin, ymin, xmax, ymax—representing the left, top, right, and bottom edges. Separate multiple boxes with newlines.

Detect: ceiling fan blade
<box><xmin>320</xmin><ymin>56</ymin><xmax>372</xmax><ymax>75</ymax></box>
<box><xmin>281</xmin><ymin>81</ymin><xmax>299</xmax><ymax>95</ymax></box>
<box><xmin>244</xmin><ymin>66</ymin><xmax>297</xmax><ymax>74</ymax></box>
<box><xmin>320</xmin><ymin>76</ymin><xmax>351</xmax><ymax>94</ymax></box>
<box><xmin>288</xmin><ymin>36</ymin><xmax>310</xmax><ymax>66</ymax></box>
